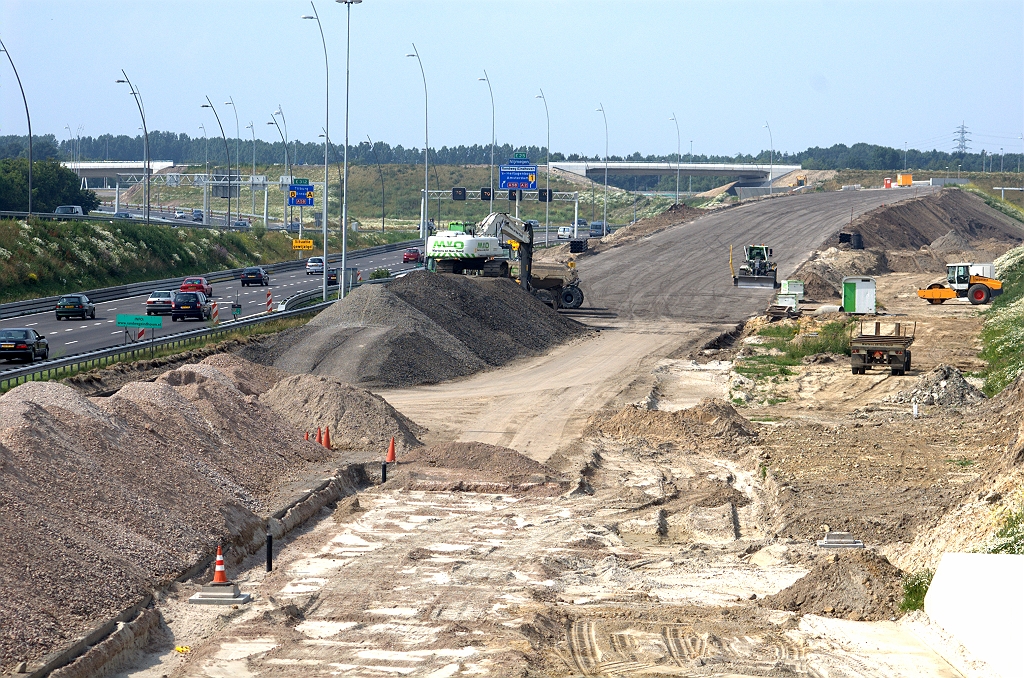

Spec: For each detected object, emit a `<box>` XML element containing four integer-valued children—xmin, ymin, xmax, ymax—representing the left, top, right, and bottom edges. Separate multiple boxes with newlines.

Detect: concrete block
<box><xmin>188</xmin><ymin>583</ymin><xmax>251</xmax><ymax>606</ymax></box>
<box><xmin>924</xmin><ymin>552</ymin><xmax>1024</xmax><ymax>678</ymax></box>
<box><xmin>816</xmin><ymin>531</ymin><xmax>865</xmax><ymax>548</ymax></box>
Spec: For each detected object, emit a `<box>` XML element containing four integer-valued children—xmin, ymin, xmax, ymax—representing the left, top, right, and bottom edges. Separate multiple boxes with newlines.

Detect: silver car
<box><xmin>145</xmin><ymin>290</ymin><xmax>174</xmax><ymax>315</ymax></box>
<box><xmin>306</xmin><ymin>256</ymin><xmax>325</xmax><ymax>275</ymax></box>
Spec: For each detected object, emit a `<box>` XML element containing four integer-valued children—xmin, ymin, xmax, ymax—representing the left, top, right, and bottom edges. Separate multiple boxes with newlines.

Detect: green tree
<box><xmin>0</xmin><ymin>159</ymin><xmax>100</xmax><ymax>213</ymax></box>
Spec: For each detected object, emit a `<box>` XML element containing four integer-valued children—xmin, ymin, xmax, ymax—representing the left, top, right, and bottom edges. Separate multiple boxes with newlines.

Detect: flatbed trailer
<box><xmin>850</xmin><ymin>320</ymin><xmax>915</xmax><ymax>376</ymax></box>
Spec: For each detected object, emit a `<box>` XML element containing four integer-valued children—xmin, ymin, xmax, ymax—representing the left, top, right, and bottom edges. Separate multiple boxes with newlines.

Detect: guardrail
<box><xmin>0</xmin><ymin>302</ymin><xmax>333</xmax><ymax>393</ymax></box>
<box><xmin>0</xmin><ymin>238</ymin><xmax>421</xmax><ymax>320</ymax></box>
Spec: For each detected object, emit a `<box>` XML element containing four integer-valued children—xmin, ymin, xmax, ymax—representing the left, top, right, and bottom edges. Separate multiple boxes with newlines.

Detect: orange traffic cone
<box><xmin>323</xmin><ymin>426</ymin><xmax>331</xmax><ymax>449</ymax></box>
<box><xmin>385</xmin><ymin>437</ymin><xmax>396</xmax><ymax>463</ymax></box>
<box><xmin>316</xmin><ymin>427</ymin><xmax>322</xmax><ymax>445</ymax></box>
<box><xmin>212</xmin><ymin>545</ymin><xmax>229</xmax><ymax>584</ymax></box>
<box><xmin>304</xmin><ymin>431</ymin><xmax>309</xmax><ymax>441</ymax></box>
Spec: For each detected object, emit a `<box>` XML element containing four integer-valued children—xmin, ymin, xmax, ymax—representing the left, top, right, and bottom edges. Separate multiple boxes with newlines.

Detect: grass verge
<box><xmin>979</xmin><ymin>243</ymin><xmax>1024</xmax><ymax>395</ymax></box>
<box><xmin>734</xmin><ymin>320</ymin><xmax>852</xmax><ymax>381</ymax></box>
<box><xmin>900</xmin><ymin>569</ymin><xmax>934</xmax><ymax>611</ymax></box>
<box><xmin>984</xmin><ymin>505</ymin><xmax>1024</xmax><ymax>554</ymax></box>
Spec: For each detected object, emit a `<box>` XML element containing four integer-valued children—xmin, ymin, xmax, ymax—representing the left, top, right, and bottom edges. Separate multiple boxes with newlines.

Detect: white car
<box><xmin>306</xmin><ymin>256</ymin><xmax>325</xmax><ymax>275</ymax></box>
<box><xmin>557</xmin><ymin>226</ymin><xmax>573</xmax><ymax>240</ymax></box>
<box><xmin>174</xmin><ymin>210</ymin><xmax>187</xmax><ymax>219</ymax></box>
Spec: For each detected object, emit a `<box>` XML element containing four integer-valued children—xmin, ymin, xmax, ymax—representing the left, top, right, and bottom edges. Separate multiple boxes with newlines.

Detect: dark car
<box><xmin>285</xmin><ymin>222</ymin><xmax>301</xmax><ymax>233</ymax></box>
<box><xmin>171</xmin><ymin>291</ymin><xmax>211</xmax><ymax>322</ymax></box>
<box><xmin>112</xmin><ymin>211</ymin><xmax>132</xmax><ymax>219</ymax></box>
<box><xmin>55</xmin><ymin>294</ymin><xmax>96</xmax><ymax>320</ymax></box>
<box><xmin>402</xmin><ymin>248</ymin><xmax>423</xmax><ymax>263</ymax></box>
<box><xmin>192</xmin><ymin>209</ymin><xmax>204</xmax><ymax>222</ymax></box>
<box><xmin>241</xmin><ymin>266</ymin><xmax>269</xmax><ymax>287</ymax></box>
<box><xmin>326</xmin><ymin>268</ymin><xmax>339</xmax><ymax>285</ymax></box>
<box><xmin>0</xmin><ymin>328</ymin><xmax>48</xmax><ymax>362</ymax></box>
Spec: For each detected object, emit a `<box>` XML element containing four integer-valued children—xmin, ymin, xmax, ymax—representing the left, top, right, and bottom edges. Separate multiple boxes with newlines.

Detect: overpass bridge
<box><xmin>549</xmin><ymin>161</ymin><xmax>802</xmax><ymax>183</ymax></box>
<box><xmin>62</xmin><ymin>161</ymin><xmax>176</xmax><ymax>188</ymax></box>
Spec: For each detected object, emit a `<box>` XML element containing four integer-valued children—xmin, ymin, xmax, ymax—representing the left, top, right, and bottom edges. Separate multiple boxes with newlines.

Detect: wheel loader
<box><xmin>916</xmin><ymin>263</ymin><xmax>1002</xmax><ymax>305</ymax></box>
<box><xmin>731</xmin><ymin>244</ymin><xmax>780</xmax><ymax>289</ymax></box>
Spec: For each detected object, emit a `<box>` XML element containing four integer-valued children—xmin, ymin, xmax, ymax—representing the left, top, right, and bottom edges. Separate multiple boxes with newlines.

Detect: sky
<box><xmin>1</xmin><ymin>0</ymin><xmax>1022</xmax><ymax>159</ymax></box>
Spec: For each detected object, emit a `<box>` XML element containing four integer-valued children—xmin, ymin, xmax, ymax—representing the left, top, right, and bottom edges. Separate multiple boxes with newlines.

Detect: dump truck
<box><xmin>529</xmin><ymin>260</ymin><xmax>584</xmax><ymax>309</ymax></box>
<box><xmin>731</xmin><ymin>244</ymin><xmax>780</xmax><ymax>288</ymax></box>
<box><xmin>850</xmin><ymin>320</ymin><xmax>915</xmax><ymax>376</ymax></box>
<box><xmin>917</xmin><ymin>263</ymin><xmax>1002</xmax><ymax>305</ymax></box>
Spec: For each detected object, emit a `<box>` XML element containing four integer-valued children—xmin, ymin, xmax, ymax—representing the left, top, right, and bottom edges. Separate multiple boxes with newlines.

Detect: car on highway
<box><xmin>0</xmin><ymin>328</ymin><xmax>48</xmax><ymax>362</ymax></box>
<box><xmin>402</xmin><ymin>248</ymin><xmax>423</xmax><ymax>263</ymax></box>
<box><xmin>179</xmin><ymin>276</ymin><xmax>213</xmax><ymax>296</ymax></box>
<box><xmin>54</xmin><ymin>205</ymin><xmax>84</xmax><ymax>216</ymax></box>
<box><xmin>55</xmin><ymin>294</ymin><xmax>96</xmax><ymax>320</ymax></box>
<box><xmin>174</xmin><ymin>210</ymin><xmax>187</xmax><ymax>219</ymax></box>
<box><xmin>112</xmin><ymin>211</ymin><xmax>133</xmax><ymax>219</ymax></box>
<box><xmin>286</xmin><ymin>222</ymin><xmax>301</xmax><ymax>233</ymax></box>
<box><xmin>145</xmin><ymin>290</ymin><xmax>174</xmax><ymax>315</ymax></box>
<box><xmin>589</xmin><ymin>221</ymin><xmax>606</xmax><ymax>237</ymax></box>
<box><xmin>557</xmin><ymin>226</ymin><xmax>573</xmax><ymax>239</ymax></box>
<box><xmin>230</xmin><ymin>220</ymin><xmax>251</xmax><ymax>231</ymax></box>
<box><xmin>191</xmin><ymin>209</ymin><xmax>204</xmax><ymax>222</ymax></box>
<box><xmin>306</xmin><ymin>256</ymin><xmax>325</xmax><ymax>275</ymax></box>
<box><xmin>171</xmin><ymin>291</ymin><xmax>212</xmax><ymax>322</ymax></box>
<box><xmin>240</xmin><ymin>266</ymin><xmax>269</xmax><ymax>286</ymax></box>
<box><xmin>326</xmin><ymin>268</ymin><xmax>339</xmax><ymax>285</ymax></box>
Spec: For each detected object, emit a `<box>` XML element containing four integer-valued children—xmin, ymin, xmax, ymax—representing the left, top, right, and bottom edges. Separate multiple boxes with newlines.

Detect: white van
<box><xmin>557</xmin><ymin>226</ymin><xmax>573</xmax><ymax>240</ymax></box>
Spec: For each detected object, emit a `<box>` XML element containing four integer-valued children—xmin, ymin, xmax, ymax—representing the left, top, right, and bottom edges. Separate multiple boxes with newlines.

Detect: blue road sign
<box><xmin>288</xmin><ymin>184</ymin><xmax>315</xmax><ymax>207</ymax></box>
<box><xmin>499</xmin><ymin>165</ymin><xmax>538</xmax><ymax>190</ymax></box>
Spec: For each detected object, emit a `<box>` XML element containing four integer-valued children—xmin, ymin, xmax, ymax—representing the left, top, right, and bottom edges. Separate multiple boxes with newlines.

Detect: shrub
<box><xmin>370</xmin><ymin>267</ymin><xmax>391</xmax><ymax>280</ymax></box>
<box><xmin>985</xmin><ymin>505</ymin><xmax>1024</xmax><ymax>554</ymax></box>
<box><xmin>900</xmin><ymin>569</ymin><xmax>934</xmax><ymax>611</ymax></box>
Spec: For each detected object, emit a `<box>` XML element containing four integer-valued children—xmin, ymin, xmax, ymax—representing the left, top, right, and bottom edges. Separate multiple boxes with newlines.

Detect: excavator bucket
<box><xmin>734</xmin><ymin>274</ymin><xmax>778</xmax><ymax>289</ymax></box>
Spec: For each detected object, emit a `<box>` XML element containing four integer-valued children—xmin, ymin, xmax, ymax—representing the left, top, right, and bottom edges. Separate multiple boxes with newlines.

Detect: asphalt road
<box><xmin>579</xmin><ymin>187</ymin><xmax>938</xmax><ymax>322</ymax></box>
<box><xmin>0</xmin><ymin>248</ymin><xmax>420</xmax><ymax>368</ymax></box>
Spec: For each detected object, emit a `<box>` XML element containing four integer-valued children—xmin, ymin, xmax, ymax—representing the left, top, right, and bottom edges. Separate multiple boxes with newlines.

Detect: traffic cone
<box><xmin>316</xmin><ymin>427</ymin><xmax>322</xmax><ymax>445</ymax></box>
<box><xmin>323</xmin><ymin>426</ymin><xmax>331</xmax><ymax>449</ymax></box>
<box><xmin>212</xmin><ymin>546</ymin><xmax>229</xmax><ymax>584</ymax></box>
<box><xmin>385</xmin><ymin>437</ymin><xmax>396</xmax><ymax>463</ymax></box>
<box><xmin>304</xmin><ymin>431</ymin><xmax>309</xmax><ymax>441</ymax></box>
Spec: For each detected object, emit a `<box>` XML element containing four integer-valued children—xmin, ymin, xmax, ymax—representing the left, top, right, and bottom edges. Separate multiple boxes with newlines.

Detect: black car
<box><xmin>0</xmin><ymin>328</ymin><xmax>48</xmax><ymax>362</ymax></box>
<box><xmin>326</xmin><ymin>268</ymin><xmax>339</xmax><ymax>285</ymax></box>
<box><xmin>55</xmin><ymin>294</ymin><xmax>96</xmax><ymax>320</ymax></box>
<box><xmin>241</xmin><ymin>266</ymin><xmax>269</xmax><ymax>286</ymax></box>
<box><xmin>192</xmin><ymin>209</ymin><xmax>204</xmax><ymax>222</ymax></box>
<box><xmin>171</xmin><ymin>291</ymin><xmax>211</xmax><ymax>322</ymax></box>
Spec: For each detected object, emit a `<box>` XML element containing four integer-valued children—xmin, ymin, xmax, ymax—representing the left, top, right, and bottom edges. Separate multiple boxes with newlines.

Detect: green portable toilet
<box><xmin>842</xmin><ymin>276</ymin><xmax>875</xmax><ymax>314</ymax></box>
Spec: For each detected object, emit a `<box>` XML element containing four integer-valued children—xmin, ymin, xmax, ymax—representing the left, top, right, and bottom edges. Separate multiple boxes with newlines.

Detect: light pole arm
<box><xmin>121</xmin><ymin>70</ymin><xmax>150</xmax><ymax>225</ymax></box>
<box><xmin>204</xmin><ymin>96</ymin><xmax>231</xmax><ymax>224</ymax></box>
<box><xmin>1</xmin><ymin>39</ymin><xmax>32</xmax><ymax>214</ymax></box>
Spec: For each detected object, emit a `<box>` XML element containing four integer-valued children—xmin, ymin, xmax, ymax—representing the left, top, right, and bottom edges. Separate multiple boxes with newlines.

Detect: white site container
<box><xmin>841</xmin><ymin>277</ymin><xmax>876</xmax><ymax>314</ymax></box>
<box><xmin>780</xmin><ymin>280</ymin><xmax>804</xmax><ymax>300</ymax></box>
<box><xmin>776</xmin><ymin>294</ymin><xmax>799</xmax><ymax>311</ymax></box>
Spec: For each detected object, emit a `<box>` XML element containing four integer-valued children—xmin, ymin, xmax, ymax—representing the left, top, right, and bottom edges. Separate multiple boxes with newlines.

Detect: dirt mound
<box><xmin>393</xmin><ymin>442</ymin><xmax>564</xmax><ymax>492</ymax></box>
<box><xmin>761</xmin><ymin>550</ymin><xmax>903</xmax><ymax>621</ymax></box>
<box><xmin>929</xmin><ymin>230</ymin><xmax>976</xmax><ymax>253</ymax></box>
<box><xmin>601</xmin><ymin>203</ymin><xmax>704</xmax><ymax>247</ymax></box>
<box><xmin>0</xmin><ymin>371</ymin><xmax>337</xmax><ymax>670</ymax></box>
<box><xmin>883</xmin><ymin>364</ymin><xmax>985</xmax><ymax>407</ymax></box>
<box><xmin>260</xmin><ymin>374</ymin><xmax>423</xmax><ymax>451</ymax></box>
<box><xmin>197</xmin><ymin>354</ymin><xmax>286</xmax><ymax>395</ymax></box>
<box><xmin>695</xmin><ymin>182</ymin><xmax>737</xmax><ymax>199</ymax></box>
<box><xmin>800</xmin><ymin>270</ymin><xmax>841</xmax><ymax>300</ymax></box>
<box><xmin>590</xmin><ymin>398</ymin><xmax>754</xmax><ymax>452</ymax></box>
<box><xmin>264</xmin><ymin>271</ymin><xmax>588</xmax><ymax>388</ymax></box>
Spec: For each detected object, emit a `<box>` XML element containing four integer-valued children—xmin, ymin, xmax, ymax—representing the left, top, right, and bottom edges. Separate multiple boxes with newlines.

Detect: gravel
<box><xmin>883</xmin><ymin>364</ymin><xmax>986</xmax><ymax>407</ymax></box>
<box><xmin>264</xmin><ymin>271</ymin><xmax>589</xmax><ymax>388</ymax></box>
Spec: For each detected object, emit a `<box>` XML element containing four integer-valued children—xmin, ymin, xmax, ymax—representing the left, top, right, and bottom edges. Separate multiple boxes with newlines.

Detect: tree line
<box><xmin>0</xmin><ymin>133</ymin><xmax>1019</xmax><ymax>174</ymax></box>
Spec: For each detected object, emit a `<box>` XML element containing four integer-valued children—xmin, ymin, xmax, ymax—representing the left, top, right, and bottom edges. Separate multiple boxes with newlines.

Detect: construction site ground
<box><xmin>8</xmin><ymin>187</ymin><xmax>1024</xmax><ymax>677</ymax></box>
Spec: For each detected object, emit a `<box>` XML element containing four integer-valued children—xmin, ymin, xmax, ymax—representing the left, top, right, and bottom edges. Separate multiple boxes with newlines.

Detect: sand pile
<box><xmin>600</xmin><ymin>203</ymin><xmax>704</xmax><ymax>247</ymax></box>
<box><xmin>392</xmin><ymin>441</ymin><xmax>565</xmax><ymax>492</ymax></box>
<box><xmin>263</xmin><ymin>271</ymin><xmax>588</xmax><ymax>388</ymax></box>
<box><xmin>590</xmin><ymin>398</ymin><xmax>754</xmax><ymax>452</ymax></box>
<box><xmin>761</xmin><ymin>550</ymin><xmax>903</xmax><ymax>621</ymax></box>
<box><xmin>260</xmin><ymin>374</ymin><xmax>423</xmax><ymax>451</ymax></box>
<box><xmin>883</xmin><ymin>364</ymin><xmax>985</xmax><ymax>407</ymax></box>
<box><xmin>0</xmin><ymin>367</ymin><xmax>336</xmax><ymax>670</ymax></box>
<box><xmin>929</xmin><ymin>229</ymin><xmax>976</xmax><ymax>253</ymax></box>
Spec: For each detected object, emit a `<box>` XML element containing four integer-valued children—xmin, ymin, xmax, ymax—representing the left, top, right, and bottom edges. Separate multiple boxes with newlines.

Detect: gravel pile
<box><xmin>588</xmin><ymin>398</ymin><xmax>754</xmax><ymax>453</ymax></box>
<box><xmin>260</xmin><ymin>374</ymin><xmax>423</xmax><ymax>452</ymax></box>
<box><xmin>393</xmin><ymin>441</ymin><xmax>564</xmax><ymax>491</ymax></box>
<box><xmin>929</xmin><ymin>229</ymin><xmax>976</xmax><ymax>253</ymax></box>
<box><xmin>884</xmin><ymin>364</ymin><xmax>986</xmax><ymax>407</ymax></box>
<box><xmin>761</xmin><ymin>550</ymin><xmax>903</xmax><ymax>621</ymax></box>
<box><xmin>0</xmin><ymin>367</ymin><xmax>335</xmax><ymax>670</ymax></box>
<box><xmin>268</xmin><ymin>271</ymin><xmax>588</xmax><ymax>388</ymax></box>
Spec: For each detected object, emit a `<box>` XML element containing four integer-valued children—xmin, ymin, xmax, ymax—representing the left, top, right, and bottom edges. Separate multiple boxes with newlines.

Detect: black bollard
<box><xmin>266</xmin><ymin>533</ymin><xmax>273</xmax><ymax>572</ymax></box>
<box><xmin>381</xmin><ymin>461</ymin><xmax>387</xmax><ymax>483</ymax></box>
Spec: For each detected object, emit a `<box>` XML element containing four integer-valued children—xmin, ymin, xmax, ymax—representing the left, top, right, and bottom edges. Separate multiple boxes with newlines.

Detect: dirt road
<box><xmin>579</xmin><ymin>188</ymin><xmax>937</xmax><ymax>321</ymax></box>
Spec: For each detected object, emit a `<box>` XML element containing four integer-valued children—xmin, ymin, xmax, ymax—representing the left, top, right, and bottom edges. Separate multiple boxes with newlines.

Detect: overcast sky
<box><xmin>1</xmin><ymin>0</ymin><xmax>1022</xmax><ymax>159</ymax></box>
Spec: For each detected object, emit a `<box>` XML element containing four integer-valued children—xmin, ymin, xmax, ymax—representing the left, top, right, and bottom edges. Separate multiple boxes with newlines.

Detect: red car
<box><xmin>403</xmin><ymin>248</ymin><xmax>423</xmax><ymax>263</ymax></box>
<box><xmin>179</xmin><ymin>276</ymin><xmax>213</xmax><ymax>296</ymax></box>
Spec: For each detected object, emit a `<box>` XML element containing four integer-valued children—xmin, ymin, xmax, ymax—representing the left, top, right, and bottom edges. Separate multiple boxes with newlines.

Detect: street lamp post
<box><xmin>245</xmin><ymin>122</ymin><xmax>256</xmax><ymax>217</ymax></box>
<box><xmin>225</xmin><ymin>97</ymin><xmax>240</xmax><ymax>221</ymax></box>
<box><xmin>304</xmin><ymin>2</ymin><xmax>329</xmax><ymax>301</ymax></box>
<box><xmin>273</xmin><ymin>106</ymin><xmax>292</xmax><ymax>229</ymax></box>
<box><xmin>338</xmin><ymin>0</ymin><xmax>361</xmax><ymax>297</ymax></box>
<box><xmin>407</xmin><ymin>44</ymin><xmax>429</xmax><ymax>239</ymax></box>
<box><xmin>536</xmin><ymin>89</ymin><xmax>550</xmax><ymax>244</ymax></box>
<box><xmin>764</xmin><ymin>121</ymin><xmax>773</xmax><ymax>195</ymax></box>
<box><xmin>267</xmin><ymin>118</ymin><xmax>289</xmax><ymax>232</ymax></box>
<box><xmin>198</xmin><ymin>124</ymin><xmax>209</xmax><ymax>176</ymax></box>
<box><xmin>669</xmin><ymin>113</ymin><xmax>681</xmax><ymax>205</ymax></box>
<box><xmin>689</xmin><ymin>140</ymin><xmax>693</xmax><ymax>194</ymax></box>
<box><xmin>904</xmin><ymin>142</ymin><xmax>908</xmax><ymax>171</ymax></box>
<box><xmin>1001</xmin><ymin>148</ymin><xmax>1004</xmax><ymax>173</ymax></box>
<box><xmin>368</xmin><ymin>135</ymin><xmax>385</xmax><ymax>232</ymax></box>
<box><xmin>201</xmin><ymin>96</ymin><xmax>231</xmax><ymax>228</ymax></box>
<box><xmin>480</xmin><ymin>71</ymin><xmax>495</xmax><ymax>215</ymax></box>
<box><xmin>596</xmin><ymin>104</ymin><xmax>608</xmax><ymax>236</ymax></box>
<box><xmin>0</xmin><ymin>38</ymin><xmax>32</xmax><ymax>214</ymax></box>
<box><xmin>117</xmin><ymin>71</ymin><xmax>150</xmax><ymax>225</ymax></box>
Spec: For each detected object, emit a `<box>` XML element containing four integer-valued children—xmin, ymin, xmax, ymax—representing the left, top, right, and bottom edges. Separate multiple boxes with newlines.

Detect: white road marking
<box><xmin>111</xmin><ymin>331</ymin><xmax>121</xmax><ymax>335</ymax></box>
<box><xmin>94</xmin><ymin>323</ymin><xmax>102</xmax><ymax>326</ymax></box>
<box><xmin>64</xmin><ymin>329</ymin><xmax>74</xmax><ymax>332</ymax></box>
<box><xmin>106</xmin><ymin>320</ymin><xmax>114</xmax><ymax>323</ymax></box>
<box><xmin>65</xmin><ymin>340</ymin><xmax>78</xmax><ymax>345</ymax></box>
<box><xmin>25</xmin><ymin>323</ymin><xmax>37</xmax><ymax>326</ymax></box>
<box><xmin>79</xmin><ymin>325</ymin><xmax>88</xmax><ymax>328</ymax></box>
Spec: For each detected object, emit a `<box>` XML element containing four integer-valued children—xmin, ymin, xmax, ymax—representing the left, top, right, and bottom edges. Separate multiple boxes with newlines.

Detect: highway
<box><xmin>0</xmin><ymin>247</ymin><xmax>420</xmax><ymax>366</ymax></box>
<box><xmin>579</xmin><ymin>187</ymin><xmax>938</xmax><ymax>322</ymax></box>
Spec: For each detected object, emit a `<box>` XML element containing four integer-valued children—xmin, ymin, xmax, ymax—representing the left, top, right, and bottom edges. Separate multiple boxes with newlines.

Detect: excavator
<box><xmin>425</xmin><ymin>213</ymin><xmax>584</xmax><ymax>309</ymax></box>
<box><xmin>730</xmin><ymin>244</ymin><xmax>780</xmax><ymax>289</ymax></box>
